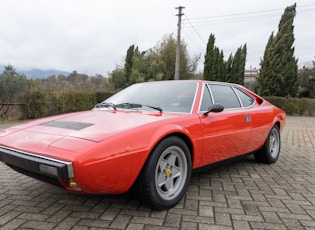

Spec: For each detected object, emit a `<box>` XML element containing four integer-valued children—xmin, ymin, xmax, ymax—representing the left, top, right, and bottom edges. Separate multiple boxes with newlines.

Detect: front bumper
<box><xmin>0</xmin><ymin>146</ymin><xmax>74</xmax><ymax>180</ymax></box>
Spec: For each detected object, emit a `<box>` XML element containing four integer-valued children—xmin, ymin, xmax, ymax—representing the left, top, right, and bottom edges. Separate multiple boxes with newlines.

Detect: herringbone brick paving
<box><xmin>0</xmin><ymin>116</ymin><xmax>314</xmax><ymax>229</ymax></box>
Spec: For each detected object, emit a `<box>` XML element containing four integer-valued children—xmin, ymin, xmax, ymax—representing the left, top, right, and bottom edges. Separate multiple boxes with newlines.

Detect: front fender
<box><xmin>146</xmin><ymin>118</ymin><xmax>203</xmax><ymax>169</ymax></box>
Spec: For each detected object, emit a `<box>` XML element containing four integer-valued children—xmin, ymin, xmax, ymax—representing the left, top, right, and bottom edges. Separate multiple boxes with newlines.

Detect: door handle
<box><xmin>245</xmin><ymin>115</ymin><xmax>251</xmax><ymax>122</ymax></box>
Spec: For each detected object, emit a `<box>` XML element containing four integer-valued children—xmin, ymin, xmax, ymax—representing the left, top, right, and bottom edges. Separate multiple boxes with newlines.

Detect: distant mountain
<box><xmin>0</xmin><ymin>66</ymin><xmax>70</xmax><ymax>79</ymax></box>
<box><xmin>18</xmin><ymin>68</ymin><xmax>70</xmax><ymax>79</ymax></box>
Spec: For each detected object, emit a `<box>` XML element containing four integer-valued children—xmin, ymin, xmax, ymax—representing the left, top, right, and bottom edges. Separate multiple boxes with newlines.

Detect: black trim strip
<box><xmin>192</xmin><ymin>152</ymin><xmax>254</xmax><ymax>174</ymax></box>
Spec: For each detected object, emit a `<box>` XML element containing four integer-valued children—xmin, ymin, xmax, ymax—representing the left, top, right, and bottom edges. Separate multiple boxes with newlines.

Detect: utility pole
<box><xmin>175</xmin><ymin>6</ymin><xmax>185</xmax><ymax>80</ymax></box>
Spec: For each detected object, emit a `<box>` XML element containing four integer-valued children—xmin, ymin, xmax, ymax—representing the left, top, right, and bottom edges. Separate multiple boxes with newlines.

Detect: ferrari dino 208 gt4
<box><xmin>0</xmin><ymin>80</ymin><xmax>285</xmax><ymax>210</ymax></box>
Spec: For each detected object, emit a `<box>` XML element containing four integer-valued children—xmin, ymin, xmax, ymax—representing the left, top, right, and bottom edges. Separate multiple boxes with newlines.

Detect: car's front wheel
<box><xmin>136</xmin><ymin>136</ymin><xmax>191</xmax><ymax>210</ymax></box>
<box><xmin>254</xmin><ymin>125</ymin><xmax>281</xmax><ymax>164</ymax></box>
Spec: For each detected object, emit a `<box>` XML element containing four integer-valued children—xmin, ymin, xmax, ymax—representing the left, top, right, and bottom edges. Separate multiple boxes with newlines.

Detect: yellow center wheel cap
<box><xmin>165</xmin><ymin>168</ymin><xmax>171</xmax><ymax>176</ymax></box>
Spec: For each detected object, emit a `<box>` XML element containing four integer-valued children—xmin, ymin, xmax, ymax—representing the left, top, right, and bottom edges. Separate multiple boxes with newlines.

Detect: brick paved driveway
<box><xmin>0</xmin><ymin>117</ymin><xmax>314</xmax><ymax>230</ymax></box>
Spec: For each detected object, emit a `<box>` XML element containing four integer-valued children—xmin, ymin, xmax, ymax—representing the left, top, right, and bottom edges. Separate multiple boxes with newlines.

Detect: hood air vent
<box><xmin>41</xmin><ymin>121</ymin><xmax>94</xmax><ymax>131</ymax></box>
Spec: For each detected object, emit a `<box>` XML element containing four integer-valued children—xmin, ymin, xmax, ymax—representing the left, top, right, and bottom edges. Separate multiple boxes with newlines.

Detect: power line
<box><xmin>183</xmin><ymin>15</ymin><xmax>206</xmax><ymax>45</ymax></box>
<box><xmin>184</xmin><ymin>4</ymin><xmax>315</xmax><ymax>21</ymax></box>
<box><xmin>183</xmin><ymin>13</ymin><xmax>278</xmax><ymax>27</ymax></box>
<box><xmin>186</xmin><ymin>8</ymin><xmax>283</xmax><ymax>21</ymax></box>
<box><xmin>181</xmin><ymin>28</ymin><xmax>205</xmax><ymax>51</ymax></box>
<box><xmin>182</xmin><ymin>4</ymin><xmax>315</xmax><ymax>28</ymax></box>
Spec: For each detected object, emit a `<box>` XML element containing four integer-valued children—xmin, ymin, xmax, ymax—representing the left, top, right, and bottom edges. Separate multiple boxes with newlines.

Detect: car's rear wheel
<box><xmin>254</xmin><ymin>125</ymin><xmax>280</xmax><ymax>164</ymax></box>
<box><xmin>136</xmin><ymin>136</ymin><xmax>191</xmax><ymax>210</ymax></box>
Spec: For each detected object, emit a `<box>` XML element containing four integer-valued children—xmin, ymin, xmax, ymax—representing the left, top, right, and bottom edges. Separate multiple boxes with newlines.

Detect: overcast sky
<box><xmin>0</xmin><ymin>0</ymin><xmax>314</xmax><ymax>76</ymax></box>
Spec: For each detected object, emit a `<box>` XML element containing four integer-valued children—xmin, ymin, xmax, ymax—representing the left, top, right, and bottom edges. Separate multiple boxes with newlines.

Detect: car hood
<box><xmin>1</xmin><ymin>110</ymin><xmax>183</xmax><ymax>144</ymax></box>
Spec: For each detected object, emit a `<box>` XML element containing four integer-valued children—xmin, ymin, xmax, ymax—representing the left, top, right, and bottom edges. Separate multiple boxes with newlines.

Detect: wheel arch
<box><xmin>145</xmin><ymin>120</ymin><xmax>202</xmax><ymax>169</ymax></box>
<box><xmin>273</xmin><ymin>109</ymin><xmax>286</xmax><ymax>132</ymax></box>
<box><xmin>157</xmin><ymin>132</ymin><xmax>194</xmax><ymax>165</ymax></box>
<box><xmin>134</xmin><ymin>131</ymin><xmax>194</xmax><ymax>184</ymax></box>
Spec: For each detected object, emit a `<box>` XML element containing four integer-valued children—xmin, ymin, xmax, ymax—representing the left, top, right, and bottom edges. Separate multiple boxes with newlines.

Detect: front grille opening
<box><xmin>8</xmin><ymin>164</ymin><xmax>66</xmax><ymax>189</ymax></box>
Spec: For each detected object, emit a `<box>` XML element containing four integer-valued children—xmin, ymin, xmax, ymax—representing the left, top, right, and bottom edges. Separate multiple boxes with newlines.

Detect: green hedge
<box><xmin>26</xmin><ymin>91</ymin><xmax>113</xmax><ymax>119</ymax></box>
<box><xmin>95</xmin><ymin>92</ymin><xmax>114</xmax><ymax>103</ymax></box>
<box><xmin>19</xmin><ymin>92</ymin><xmax>315</xmax><ymax>119</ymax></box>
<box><xmin>265</xmin><ymin>97</ymin><xmax>315</xmax><ymax>116</ymax></box>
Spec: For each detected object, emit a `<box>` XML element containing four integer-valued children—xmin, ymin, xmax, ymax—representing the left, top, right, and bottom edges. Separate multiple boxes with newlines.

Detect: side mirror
<box><xmin>203</xmin><ymin>103</ymin><xmax>224</xmax><ymax>116</ymax></box>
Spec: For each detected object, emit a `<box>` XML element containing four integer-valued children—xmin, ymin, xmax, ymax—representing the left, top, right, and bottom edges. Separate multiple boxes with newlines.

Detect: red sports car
<box><xmin>0</xmin><ymin>80</ymin><xmax>285</xmax><ymax>210</ymax></box>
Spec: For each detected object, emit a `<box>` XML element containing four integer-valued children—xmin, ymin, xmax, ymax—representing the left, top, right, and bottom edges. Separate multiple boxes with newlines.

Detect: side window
<box><xmin>233</xmin><ymin>87</ymin><xmax>255</xmax><ymax>107</ymax></box>
<box><xmin>209</xmin><ymin>84</ymin><xmax>241</xmax><ymax>109</ymax></box>
<box><xmin>200</xmin><ymin>85</ymin><xmax>213</xmax><ymax>112</ymax></box>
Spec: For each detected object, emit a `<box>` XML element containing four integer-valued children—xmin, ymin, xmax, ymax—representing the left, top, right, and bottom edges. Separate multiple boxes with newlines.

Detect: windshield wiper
<box><xmin>143</xmin><ymin>105</ymin><xmax>163</xmax><ymax>113</ymax></box>
<box><xmin>115</xmin><ymin>103</ymin><xmax>142</xmax><ymax>109</ymax></box>
<box><xmin>94</xmin><ymin>102</ymin><xmax>117</xmax><ymax>110</ymax></box>
<box><xmin>116</xmin><ymin>103</ymin><xmax>162</xmax><ymax>113</ymax></box>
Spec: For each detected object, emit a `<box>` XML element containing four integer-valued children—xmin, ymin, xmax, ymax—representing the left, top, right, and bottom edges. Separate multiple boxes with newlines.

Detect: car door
<box><xmin>198</xmin><ymin>84</ymin><xmax>252</xmax><ymax>167</ymax></box>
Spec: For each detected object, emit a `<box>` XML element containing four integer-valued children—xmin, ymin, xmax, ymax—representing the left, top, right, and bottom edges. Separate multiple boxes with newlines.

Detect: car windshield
<box><xmin>102</xmin><ymin>81</ymin><xmax>198</xmax><ymax>113</ymax></box>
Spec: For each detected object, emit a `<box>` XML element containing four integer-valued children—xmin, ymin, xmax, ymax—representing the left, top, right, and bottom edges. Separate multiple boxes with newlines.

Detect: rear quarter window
<box><xmin>233</xmin><ymin>87</ymin><xmax>255</xmax><ymax>107</ymax></box>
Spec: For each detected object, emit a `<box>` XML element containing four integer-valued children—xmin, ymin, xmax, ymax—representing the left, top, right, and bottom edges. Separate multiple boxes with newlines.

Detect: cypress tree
<box><xmin>257</xmin><ymin>4</ymin><xmax>298</xmax><ymax>97</ymax></box>
<box><xmin>239</xmin><ymin>44</ymin><xmax>247</xmax><ymax>85</ymax></box>
<box><xmin>213</xmin><ymin>47</ymin><xmax>222</xmax><ymax>81</ymax></box>
<box><xmin>204</xmin><ymin>34</ymin><xmax>216</xmax><ymax>81</ymax></box>
<box><xmin>124</xmin><ymin>45</ymin><xmax>135</xmax><ymax>85</ymax></box>
<box><xmin>204</xmin><ymin>34</ymin><xmax>247</xmax><ymax>83</ymax></box>
<box><xmin>217</xmin><ymin>50</ymin><xmax>226</xmax><ymax>82</ymax></box>
<box><xmin>225</xmin><ymin>53</ymin><xmax>233</xmax><ymax>82</ymax></box>
<box><xmin>204</xmin><ymin>34</ymin><xmax>226</xmax><ymax>81</ymax></box>
<box><xmin>226</xmin><ymin>44</ymin><xmax>247</xmax><ymax>84</ymax></box>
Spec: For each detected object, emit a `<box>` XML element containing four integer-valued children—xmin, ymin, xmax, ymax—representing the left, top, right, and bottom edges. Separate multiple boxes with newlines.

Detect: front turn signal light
<box><xmin>68</xmin><ymin>179</ymin><xmax>81</xmax><ymax>191</ymax></box>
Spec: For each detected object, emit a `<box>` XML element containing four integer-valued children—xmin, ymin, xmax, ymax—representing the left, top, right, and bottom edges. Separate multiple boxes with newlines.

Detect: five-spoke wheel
<box><xmin>136</xmin><ymin>136</ymin><xmax>191</xmax><ymax>210</ymax></box>
<box><xmin>254</xmin><ymin>125</ymin><xmax>281</xmax><ymax>164</ymax></box>
<box><xmin>155</xmin><ymin>145</ymin><xmax>188</xmax><ymax>201</ymax></box>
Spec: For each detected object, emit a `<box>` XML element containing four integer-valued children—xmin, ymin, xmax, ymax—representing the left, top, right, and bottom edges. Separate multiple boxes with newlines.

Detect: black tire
<box><xmin>254</xmin><ymin>125</ymin><xmax>281</xmax><ymax>164</ymax></box>
<box><xmin>136</xmin><ymin>136</ymin><xmax>192</xmax><ymax>210</ymax></box>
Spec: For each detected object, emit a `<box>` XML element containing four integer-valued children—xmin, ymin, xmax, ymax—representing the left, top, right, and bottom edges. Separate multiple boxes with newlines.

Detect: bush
<box><xmin>265</xmin><ymin>97</ymin><xmax>315</xmax><ymax>116</ymax></box>
<box><xmin>264</xmin><ymin>97</ymin><xmax>286</xmax><ymax>110</ymax></box>
<box><xmin>95</xmin><ymin>92</ymin><xmax>114</xmax><ymax>103</ymax></box>
<box><xmin>283</xmin><ymin>102</ymin><xmax>298</xmax><ymax>115</ymax></box>
<box><xmin>27</xmin><ymin>90</ymin><xmax>48</xmax><ymax>119</ymax></box>
<box><xmin>75</xmin><ymin>93</ymin><xmax>97</xmax><ymax>111</ymax></box>
<box><xmin>27</xmin><ymin>91</ymin><xmax>101</xmax><ymax>119</ymax></box>
<box><xmin>297</xmin><ymin>98</ymin><xmax>308</xmax><ymax>116</ymax></box>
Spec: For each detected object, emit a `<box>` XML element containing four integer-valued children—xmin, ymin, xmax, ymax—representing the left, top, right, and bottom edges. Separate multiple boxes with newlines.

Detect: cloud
<box><xmin>0</xmin><ymin>0</ymin><xmax>314</xmax><ymax>76</ymax></box>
